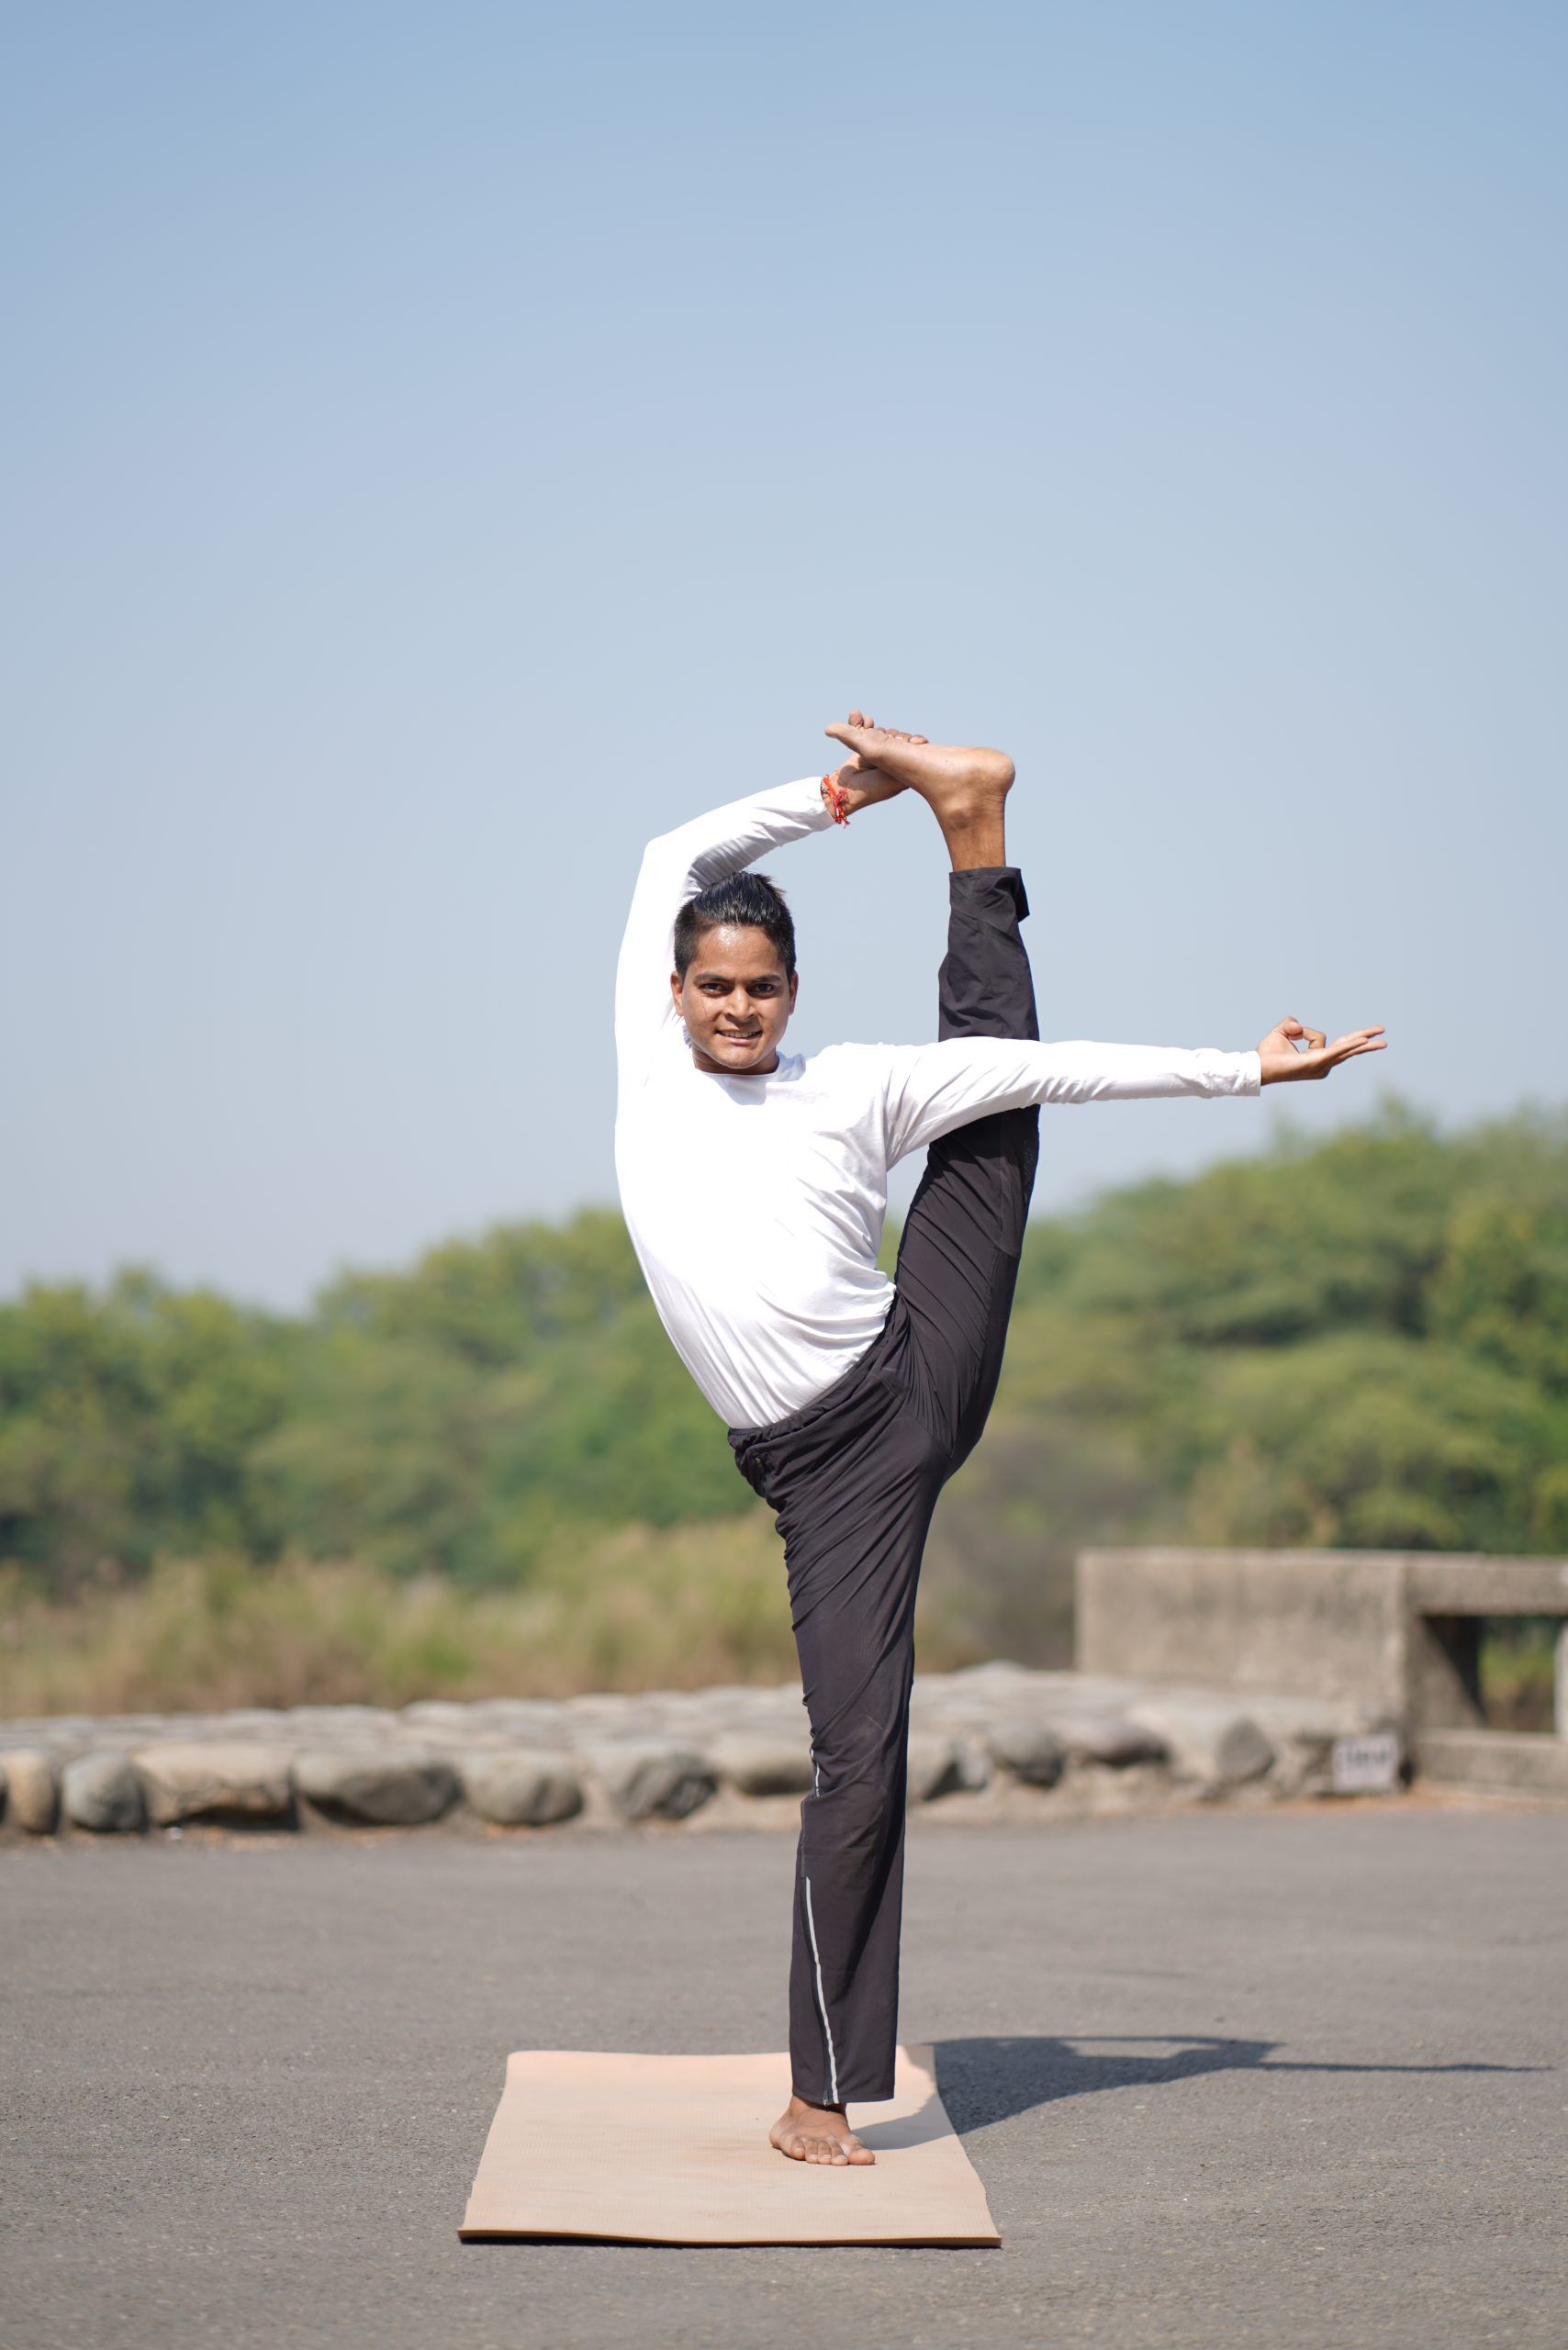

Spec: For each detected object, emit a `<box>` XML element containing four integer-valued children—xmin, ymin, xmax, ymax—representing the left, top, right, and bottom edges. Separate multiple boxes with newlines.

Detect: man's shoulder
<box><xmin>793</xmin><ymin>1041</ymin><xmax>906</xmax><ymax>1091</ymax></box>
<box><xmin>802</xmin><ymin>1040</ymin><xmax>922</xmax><ymax>1069</ymax></box>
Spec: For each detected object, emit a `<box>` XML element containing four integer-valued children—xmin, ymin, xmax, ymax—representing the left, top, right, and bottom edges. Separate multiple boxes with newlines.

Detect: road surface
<box><xmin>3</xmin><ymin>1809</ymin><xmax>1563</xmax><ymax>2349</ymax></box>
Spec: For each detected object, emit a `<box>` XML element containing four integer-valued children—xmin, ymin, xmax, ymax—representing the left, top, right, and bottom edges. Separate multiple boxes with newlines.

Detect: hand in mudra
<box><xmin>1257</xmin><ymin>1015</ymin><xmax>1386</xmax><ymax>1084</ymax></box>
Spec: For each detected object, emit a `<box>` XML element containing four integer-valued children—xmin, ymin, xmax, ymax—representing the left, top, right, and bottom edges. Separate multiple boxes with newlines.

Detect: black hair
<box><xmin>673</xmin><ymin>870</ymin><xmax>796</xmax><ymax>980</ymax></box>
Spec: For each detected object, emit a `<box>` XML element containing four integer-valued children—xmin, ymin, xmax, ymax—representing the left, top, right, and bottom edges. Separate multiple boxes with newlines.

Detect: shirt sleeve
<box><xmin>614</xmin><ymin>777</ymin><xmax>836</xmax><ymax>1082</ymax></box>
<box><xmin>876</xmin><ymin>1036</ymin><xmax>1262</xmax><ymax>1163</ymax></box>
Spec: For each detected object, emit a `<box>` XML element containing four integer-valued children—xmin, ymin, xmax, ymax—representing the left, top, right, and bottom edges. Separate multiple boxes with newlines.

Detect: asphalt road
<box><xmin>3</xmin><ymin>1809</ymin><xmax>1564</xmax><ymax>2350</ymax></box>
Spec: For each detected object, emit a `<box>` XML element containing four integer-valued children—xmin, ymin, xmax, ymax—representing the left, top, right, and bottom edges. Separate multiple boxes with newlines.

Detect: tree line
<box><xmin>4</xmin><ymin>1103</ymin><xmax>1565</xmax><ymax>1661</ymax></box>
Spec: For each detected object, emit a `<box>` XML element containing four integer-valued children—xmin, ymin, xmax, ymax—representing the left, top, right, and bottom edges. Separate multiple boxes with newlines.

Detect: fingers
<box><xmin>1303</xmin><ymin>1027</ymin><xmax>1389</xmax><ymax>1079</ymax></box>
<box><xmin>1260</xmin><ymin>1023</ymin><xmax>1387</xmax><ymax>1083</ymax></box>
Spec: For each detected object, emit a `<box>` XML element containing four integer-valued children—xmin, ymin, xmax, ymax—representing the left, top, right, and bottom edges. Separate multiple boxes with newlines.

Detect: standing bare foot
<box><xmin>769</xmin><ymin>2096</ymin><xmax>875</xmax><ymax>2166</ymax></box>
<box><xmin>823</xmin><ymin>717</ymin><xmax>1014</xmax><ymax>867</ymax></box>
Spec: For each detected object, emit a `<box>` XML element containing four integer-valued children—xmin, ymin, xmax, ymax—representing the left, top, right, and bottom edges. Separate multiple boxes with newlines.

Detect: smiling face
<box><xmin>671</xmin><ymin>923</ymin><xmax>800</xmax><ymax>1076</ymax></box>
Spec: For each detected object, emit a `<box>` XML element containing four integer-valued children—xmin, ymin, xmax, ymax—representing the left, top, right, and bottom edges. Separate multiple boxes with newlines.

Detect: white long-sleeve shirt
<box><xmin>614</xmin><ymin>778</ymin><xmax>1260</xmax><ymax>1427</ymax></box>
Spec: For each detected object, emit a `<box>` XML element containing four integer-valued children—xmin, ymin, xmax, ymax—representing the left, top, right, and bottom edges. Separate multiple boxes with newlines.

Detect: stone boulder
<box><xmin>1125</xmin><ymin>1696</ymin><xmax>1273</xmax><ymax>1790</ymax></box>
<box><xmin>950</xmin><ymin>1737</ymin><xmax>993</xmax><ymax>1793</ymax></box>
<box><xmin>588</xmin><ymin>1744</ymin><xmax>716</xmax><ymax>1822</ymax></box>
<box><xmin>1049</xmin><ymin>1714</ymin><xmax>1170</xmax><ymax>1769</ymax></box>
<box><xmin>710</xmin><ymin>1735</ymin><xmax>813</xmax><ymax>1797</ymax></box>
<box><xmin>461</xmin><ymin>1751</ymin><xmax>583</xmax><ymax>1827</ymax></box>
<box><xmin>907</xmin><ymin>1734</ymin><xmax>965</xmax><ymax>1804</ymax></box>
<box><xmin>134</xmin><ymin>1741</ymin><xmax>295</xmax><ymax>1827</ymax></box>
<box><xmin>1244</xmin><ymin>1698</ymin><xmax>1402</xmax><ymax>1798</ymax></box>
<box><xmin>984</xmin><ymin>1720</ymin><xmax>1068</xmax><ymax>1788</ymax></box>
<box><xmin>3</xmin><ymin>1750</ymin><xmax>61</xmax><ymax>1835</ymax></box>
<box><xmin>62</xmin><ymin>1751</ymin><xmax>146</xmax><ymax>1834</ymax></box>
<box><xmin>292</xmin><ymin>1747</ymin><xmax>459</xmax><ymax>1826</ymax></box>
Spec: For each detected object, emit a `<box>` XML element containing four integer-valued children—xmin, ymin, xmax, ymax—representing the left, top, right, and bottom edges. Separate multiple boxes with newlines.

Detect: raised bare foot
<box><xmin>821</xmin><ymin>709</ymin><xmax>926</xmax><ymax>818</ymax></box>
<box><xmin>824</xmin><ymin>715</ymin><xmax>1014</xmax><ymax>868</ymax></box>
<box><xmin>769</xmin><ymin>2096</ymin><xmax>875</xmax><ymax>2166</ymax></box>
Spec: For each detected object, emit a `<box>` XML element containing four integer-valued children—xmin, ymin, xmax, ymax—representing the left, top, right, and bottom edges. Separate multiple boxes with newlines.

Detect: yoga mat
<box><xmin>458</xmin><ymin>2042</ymin><xmax>999</xmax><ymax>2246</ymax></box>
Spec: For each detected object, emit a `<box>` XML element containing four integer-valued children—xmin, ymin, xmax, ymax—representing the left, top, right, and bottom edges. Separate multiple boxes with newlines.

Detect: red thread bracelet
<box><xmin>822</xmin><ymin>774</ymin><xmax>850</xmax><ymax>826</ymax></box>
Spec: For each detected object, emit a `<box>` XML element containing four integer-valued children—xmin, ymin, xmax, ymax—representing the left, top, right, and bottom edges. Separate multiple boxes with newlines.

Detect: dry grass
<box><xmin>0</xmin><ymin>1517</ymin><xmax>945</xmax><ymax>1717</ymax></box>
<box><xmin>0</xmin><ymin>1516</ymin><xmax>826</xmax><ymax>1716</ymax></box>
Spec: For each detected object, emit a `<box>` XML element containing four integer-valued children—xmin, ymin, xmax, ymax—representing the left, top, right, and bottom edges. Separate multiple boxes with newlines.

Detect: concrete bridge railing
<box><xmin>1077</xmin><ymin>1547</ymin><xmax>1568</xmax><ymax>1796</ymax></box>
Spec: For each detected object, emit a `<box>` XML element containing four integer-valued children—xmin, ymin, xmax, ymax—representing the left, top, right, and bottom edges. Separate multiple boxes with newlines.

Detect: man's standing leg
<box><xmin>734</xmin><ymin>1345</ymin><xmax>946</xmax><ymax>2155</ymax></box>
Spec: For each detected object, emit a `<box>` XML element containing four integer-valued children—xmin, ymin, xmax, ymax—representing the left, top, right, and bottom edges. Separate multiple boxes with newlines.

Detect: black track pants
<box><xmin>728</xmin><ymin>867</ymin><xmax>1039</xmax><ymax>2105</ymax></box>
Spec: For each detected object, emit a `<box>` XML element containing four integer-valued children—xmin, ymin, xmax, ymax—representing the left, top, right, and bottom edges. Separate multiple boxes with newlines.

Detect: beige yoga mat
<box><xmin>458</xmin><ymin>2043</ymin><xmax>999</xmax><ymax>2246</ymax></box>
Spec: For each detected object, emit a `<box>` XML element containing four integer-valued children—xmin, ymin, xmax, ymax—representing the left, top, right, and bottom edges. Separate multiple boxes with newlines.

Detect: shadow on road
<box><xmin>932</xmin><ymin>2034</ymin><xmax>1544</xmax><ymax>2135</ymax></box>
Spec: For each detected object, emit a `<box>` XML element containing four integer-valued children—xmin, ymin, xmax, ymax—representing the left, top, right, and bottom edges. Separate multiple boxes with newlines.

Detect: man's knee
<box><xmin>811</xmin><ymin>1720</ymin><xmax>909</xmax><ymax>1837</ymax></box>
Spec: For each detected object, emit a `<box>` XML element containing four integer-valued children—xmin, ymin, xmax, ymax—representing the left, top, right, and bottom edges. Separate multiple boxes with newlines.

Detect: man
<box><xmin>614</xmin><ymin>715</ymin><xmax>1384</xmax><ymax>2167</ymax></box>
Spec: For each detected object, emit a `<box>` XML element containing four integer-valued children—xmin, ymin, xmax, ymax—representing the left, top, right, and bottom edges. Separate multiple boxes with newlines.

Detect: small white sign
<box><xmin>1330</xmin><ymin>1731</ymin><xmax>1402</xmax><ymax>1795</ymax></box>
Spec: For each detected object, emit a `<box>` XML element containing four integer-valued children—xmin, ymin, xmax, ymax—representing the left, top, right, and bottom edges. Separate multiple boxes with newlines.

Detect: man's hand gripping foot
<box><xmin>769</xmin><ymin>2095</ymin><xmax>875</xmax><ymax>2166</ymax></box>
<box><xmin>824</xmin><ymin>713</ymin><xmax>1015</xmax><ymax>868</ymax></box>
<box><xmin>822</xmin><ymin>709</ymin><xmax>927</xmax><ymax>819</ymax></box>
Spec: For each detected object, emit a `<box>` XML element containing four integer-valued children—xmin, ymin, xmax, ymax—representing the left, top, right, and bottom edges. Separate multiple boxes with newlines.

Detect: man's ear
<box><xmin>669</xmin><ymin>969</ymin><xmax>684</xmax><ymax>1011</ymax></box>
<box><xmin>788</xmin><ymin>972</ymin><xmax>800</xmax><ymax>1013</ymax></box>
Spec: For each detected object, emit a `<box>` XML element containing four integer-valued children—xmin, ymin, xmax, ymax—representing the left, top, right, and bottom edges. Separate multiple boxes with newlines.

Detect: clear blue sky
<box><xmin>5</xmin><ymin>1</ymin><xmax>1563</xmax><ymax>1308</ymax></box>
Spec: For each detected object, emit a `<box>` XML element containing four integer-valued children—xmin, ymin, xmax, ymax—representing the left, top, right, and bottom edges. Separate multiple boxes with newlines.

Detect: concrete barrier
<box><xmin>1078</xmin><ymin>1546</ymin><xmax>1568</xmax><ymax>1792</ymax></box>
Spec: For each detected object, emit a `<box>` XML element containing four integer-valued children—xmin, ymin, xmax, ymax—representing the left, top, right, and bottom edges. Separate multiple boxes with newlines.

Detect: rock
<box><xmin>133</xmin><ymin>1741</ymin><xmax>295</xmax><ymax>1827</ymax></box>
<box><xmin>710</xmin><ymin>1735</ymin><xmax>813</xmax><ymax>1797</ymax></box>
<box><xmin>292</xmin><ymin>1748</ymin><xmax>459</xmax><ymax>1826</ymax></box>
<box><xmin>985</xmin><ymin>1720</ymin><xmax>1068</xmax><ymax>1787</ymax></box>
<box><xmin>1049</xmin><ymin>1714</ymin><xmax>1170</xmax><ymax>1769</ymax></box>
<box><xmin>1244</xmin><ymin>1699</ymin><xmax>1397</xmax><ymax>1797</ymax></box>
<box><xmin>399</xmin><ymin>1701</ymin><xmax>476</xmax><ymax>1730</ymax></box>
<box><xmin>588</xmin><ymin>1744</ymin><xmax>716</xmax><ymax>1822</ymax></box>
<box><xmin>950</xmin><ymin>1737</ymin><xmax>993</xmax><ymax>1793</ymax></box>
<box><xmin>1125</xmin><ymin>1697</ymin><xmax>1273</xmax><ymax>1789</ymax></box>
<box><xmin>461</xmin><ymin>1751</ymin><xmax>583</xmax><ymax>1827</ymax></box>
<box><xmin>282</xmin><ymin>1706</ymin><xmax>398</xmax><ymax>1734</ymax></box>
<box><xmin>3</xmin><ymin>1750</ymin><xmax>61</xmax><ymax>1834</ymax></box>
<box><xmin>907</xmin><ymin>1734</ymin><xmax>965</xmax><ymax>1804</ymax></box>
<box><xmin>62</xmin><ymin>1752</ymin><xmax>147</xmax><ymax>1834</ymax></box>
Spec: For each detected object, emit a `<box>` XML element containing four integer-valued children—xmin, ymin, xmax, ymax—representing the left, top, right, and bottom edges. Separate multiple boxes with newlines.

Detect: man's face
<box><xmin>672</xmin><ymin>923</ymin><xmax>799</xmax><ymax>1076</ymax></box>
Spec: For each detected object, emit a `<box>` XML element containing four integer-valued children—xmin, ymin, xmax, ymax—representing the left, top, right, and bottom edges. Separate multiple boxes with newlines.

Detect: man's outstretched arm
<box><xmin>878</xmin><ymin>1019</ymin><xmax>1386</xmax><ymax>1161</ymax></box>
<box><xmin>613</xmin><ymin>778</ymin><xmax>836</xmax><ymax>1078</ymax></box>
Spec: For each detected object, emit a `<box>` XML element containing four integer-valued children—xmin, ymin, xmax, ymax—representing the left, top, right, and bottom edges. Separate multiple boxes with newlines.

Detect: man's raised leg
<box><xmin>827</xmin><ymin>719</ymin><xmax>1040</xmax><ymax>1464</ymax></box>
